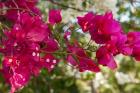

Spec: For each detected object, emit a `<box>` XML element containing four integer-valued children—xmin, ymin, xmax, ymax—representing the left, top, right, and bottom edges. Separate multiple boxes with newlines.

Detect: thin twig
<box><xmin>0</xmin><ymin>8</ymin><xmax>38</xmax><ymax>16</ymax></box>
<box><xmin>47</xmin><ymin>0</ymin><xmax>88</xmax><ymax>12</ymax></box>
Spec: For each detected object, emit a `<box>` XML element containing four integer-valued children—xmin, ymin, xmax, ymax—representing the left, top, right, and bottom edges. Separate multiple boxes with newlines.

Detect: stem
<box><xmin>86</xmin><ymin>38</ymin><xmax>92</xmax><ymax>48</ymax></box>
<box><xmin>91</xmin><ymin>80</ymin><xmax>98</xmax><ymax>93</ymax></box>
<box><xmin>12</xmin><ymin>0</ymin><xmax>20</xmax><ymax>21</ymax></box>
<box><xmin>47</xmin><ymin>0</ymin><xmax>88</xmax><ymax>12</ymax></box>
<box><xmin>0</xmin><ymin>22</ymin><xmax>10</xmax><ymax>30</ymax></box>
<box><xmin>41</xmin><ymin>49</ymin><xmax>97</xmax><ymax>63</ymax></box>
<box><xmin>0</xmin><ymin>8</ymin><xmax>38</xmax><ymax>16</ymax></box>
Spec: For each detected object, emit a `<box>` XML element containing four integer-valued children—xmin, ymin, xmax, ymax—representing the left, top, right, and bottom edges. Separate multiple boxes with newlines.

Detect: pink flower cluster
<box><xmin>2</xmin><ymin>0</ymin><xmax>40</xmax><ymax>22</ymax></box>
<box><xmin>77</xmin><ymin>12</ymin><xmax>140</xmax><ymax>69</ymax></box>
<box><xmin>0</xmin><ymin>0</ymin><xmax>61</xmax><ymax>93</ymax></box>
<box><xmin>67</xmin><ymin>41</ymin><xmax>100</xmax><ymax>72</ymax></box>
<box><xmin>0</xmin><ymin>0</ymin><xmax>140</xmax><ymax>93</ymax></box>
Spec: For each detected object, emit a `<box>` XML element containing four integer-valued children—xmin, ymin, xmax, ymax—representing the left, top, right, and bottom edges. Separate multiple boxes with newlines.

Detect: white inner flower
<box><xmin>52</xmin><ymin>60</ymin><xmax>56</xmax><ymax>64</ymax></box>
<box><xmin>46</xmin><ymin>59</ymin><xmax>50</xmax><ymax>63</ymax></box>
<box><xmin>50</xmin><ymin>65</ymin><xmax>54</xmax><ymax>69</ymax></box>
<box><xmin>37</xmin><ymin>53</ymin><xmax>40</xmax><ymax>57</ymax></box>
<box><xmin>8</xmin><ymin>59</ymin><xmax>13</xmax><ymax>63</ymax></box>
<box><xmin>32</xmin><ymin>52</ymin><xmax>36</xmax><ymax>56</ymax></box>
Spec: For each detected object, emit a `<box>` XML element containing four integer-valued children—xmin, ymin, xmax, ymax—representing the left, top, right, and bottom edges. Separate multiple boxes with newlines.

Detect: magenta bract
<box><xmin>49</xmin><ymin>9</ymin><xmax>62</xmax><ymax>25</ymax></box>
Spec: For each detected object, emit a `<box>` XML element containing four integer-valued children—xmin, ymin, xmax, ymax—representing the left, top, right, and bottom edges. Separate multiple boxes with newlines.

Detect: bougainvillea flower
<box><xmin>2</xmin><ymin>57</ymin><xmax>31</xmax><ymax>93</ymax></box>
<box><xmin>1</xmin><ymin>42</ymin><xmax>41</xmax><ymax>92</ymax></box>
<box><xmin>4</xmin><ymin>0</ymin><xmax>40</xmax><ymax>22</ymax></box>
<box><xmin>49</xmin><ymin>9</ymin><xmax>62</xmax><ymax>25</ymax></box>
<box><xmin>2</xmin><ymin>0</ymin><xmax>140</xmax><ymax>92</ymax></box>
<box><xmin>44</xmin><ymin>38</ymin><xmax>59</xmax><ymax>52</ymax></box>
<box><xmin>0</xmin><ymin>2</ymin><xmax>4</xmax><ymax>10</ymax></box>
<box><xmin>78</xmin><ymin>57</ymin><xmax>100</xmax><ymax>72</ymax></box>
<box><xmin>9</xmin><ymin>68</ymin><xmax>30</xmax><ymax>93</ymax></box>
<box><xmin>14</xmin><ymin>13</ymin><xmax>50</xmax><ymax>42</ymax></box>
<box><xmin>67</xmin><ymin>42</ymin><xmax>100</xmax><ymax>72</ymax></box>
<box><xmin>89</xmin><ymin>12</ymin><xmax>123</xmax><ymax>44</ymax></box>
<box><xmin>132</xmin><ymin>47</ymin><xmax>140</xmax><ymax>61</ymax></box>
<box><xmin>77</xmin><ymin>12</ymin><xmax>95</xmax><ymax>32</ymax></box>
<box><xmin>64</xmin><ymin>31</ymin><xmax>71</xmax><ymax>40</ymax></box>
<box><xmin>106</xmin><ymin>34</ymin><xmax>132</xmax><ymax>55</ymax></box>
<box><xmin>127</xmin><ymin>32</ymin><xmax>140</xmax><ymax>47</ymax></box>
<box><xmin>127</xmin><ymin>32</ymin><xmax>140</xmax><ymax>61</ymax></box>
<box><xmin>96</xmin><ymin>46</ymin><xmax>117</xmax><ymax>69</ymax></box>
<box><xmin>0</xmin><ymin>13</ymin><xmax>51</xmax><ymax>55</ymax></box>
<box><xmin>0</xmin><ymin>2</ymin><xmax>3</xmax><ymax>7</ymax></box>
<box><xmin>0</xmin><ymin>11</ymin><xmax>57</xmax><ymax>92</ymax></box>
<box><xmin>67</xmin><ymin>53</ymin><xmax>100</xmax><ymax>72</ymax></box>
<box><xmin>42</xmin><ymin>54</ymin><xmax>58</xmax><ymax>72</ymax></box>
<box><xmin>67</xmin><ymin>55</ymin><xmax>78</xmax><ymax>66</ymax></box>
